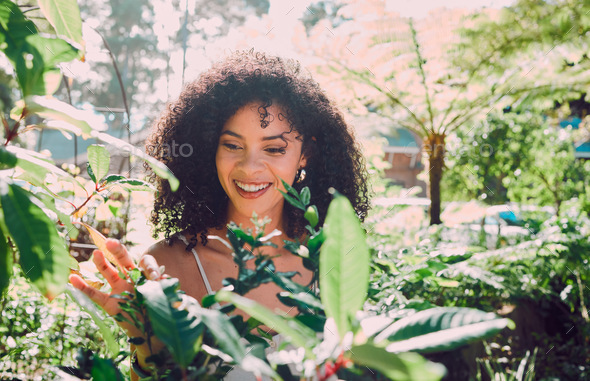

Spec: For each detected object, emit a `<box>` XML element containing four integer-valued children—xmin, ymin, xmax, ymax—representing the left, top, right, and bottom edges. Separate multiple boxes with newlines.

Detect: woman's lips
<box><xmin>234</xmin><ymin>180</ymin><xmax>272</xmax><ymax>199</ymax></box>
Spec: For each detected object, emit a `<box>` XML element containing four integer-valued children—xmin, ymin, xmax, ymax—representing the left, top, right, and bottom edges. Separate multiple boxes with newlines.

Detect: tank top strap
<box><xmin>176</xmin><ymin>234</ymin><xmax>214</xmax><ymax>296</ymax></box>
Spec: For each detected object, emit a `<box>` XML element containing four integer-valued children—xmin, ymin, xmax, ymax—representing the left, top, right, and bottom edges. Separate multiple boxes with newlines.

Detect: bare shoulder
<box><xmin>142</xmin><ymin>237</ymin><xmax>188</xmax><ymax>275</ymax></box>
<box><xmin>142</xmin><ymin>235</ymin><xmax>209</xmax><ymax>299</ymax></box>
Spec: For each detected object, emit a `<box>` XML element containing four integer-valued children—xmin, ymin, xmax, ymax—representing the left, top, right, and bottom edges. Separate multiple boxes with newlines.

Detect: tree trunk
<box><xmin>425</xmin><ymin>133</ymin><xmax>446</xmax><ymax>225</ymax></box>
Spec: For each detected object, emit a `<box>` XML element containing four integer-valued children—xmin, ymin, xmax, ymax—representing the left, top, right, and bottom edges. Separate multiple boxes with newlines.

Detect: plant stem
<box><xmin>575</xmin><ymin>270</ymin><xmax>589</xmax><ymax>322</ymax></box>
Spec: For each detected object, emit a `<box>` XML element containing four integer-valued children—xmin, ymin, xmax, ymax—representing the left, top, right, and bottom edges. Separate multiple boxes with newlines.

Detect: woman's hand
<box><xmin>69</xmin><ymin>239</ymin><xmax>164</xmax><ymax>353</ymax></box>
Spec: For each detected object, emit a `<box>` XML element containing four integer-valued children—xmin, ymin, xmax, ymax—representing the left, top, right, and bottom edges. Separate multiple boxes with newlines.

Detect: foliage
<box><xmin>60</xmin><ymin>182</ymin><xmax>511</xmax><ymax>380</ymax></box>
<box><xmin>444</xmin><ymin>110</ymin><xmax>590</xmax><ymax>216</ymax></box>
<box><xmin>0</xmin><ymin>266</ymin><xmax>129</xmax><ymax>380</ymax></box>
<box><xmin>455</xmin><ymin>0</ymin><xmax>590</xmax><ymax>109</ymax></box>
<box><xmin>476</xmin><ymin>343</ymin><xmax>538</xmax><ymax>381</ymax></box>
<box><xmin>0</xmin><ymin>0</ymin><xmax>178</xmax><ymax>301</ymax></box>
<box><xmin>366</xmin><ymin>191</ymin><xmax>590</xmax><ymax>379</ymax></box>
<box><xmin>305</xmin><ymin>0</ymin><xmax>590</xmax><ymax>225</ymax></box>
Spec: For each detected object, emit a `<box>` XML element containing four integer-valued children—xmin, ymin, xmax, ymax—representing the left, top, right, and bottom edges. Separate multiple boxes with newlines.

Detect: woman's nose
<box><xmin>238</xmin><ymin>150</ymin><xmax>265</xmax><ymax>174</ymax></box>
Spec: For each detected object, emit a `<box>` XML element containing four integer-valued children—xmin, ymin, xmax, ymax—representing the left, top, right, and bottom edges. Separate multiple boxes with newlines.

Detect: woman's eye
<box><xmin>222</xmin><ymin>143</ymin><xmax>241</xmax><ymax>150</ymax></box>
<box><xmin>266</xmin><ymin>147</ymin><xmax>286</xmax><ymax>154</ymax></box>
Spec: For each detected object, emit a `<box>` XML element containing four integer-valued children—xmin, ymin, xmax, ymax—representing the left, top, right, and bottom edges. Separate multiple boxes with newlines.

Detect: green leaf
<box><xmin>87</xmin><ymin>145</ymin><xmax>110</xmax><ymax>184</ymax></box>
<box><xmin>277</xmin><ymin>291</ymin><xmax>324</xmax><ymax>311</ymax></box>
<box><xmin>228</xmin><ymin>225</ymin><xmax>256</xmax><ymax>247</ymax></box>
<box><xmin>300</xmin><ymin>187</ymin><xmax>310</xmax><ymax>206</ymax></box>
<box><xmin>0</xmin><ymin>0</ymin><xmax>79</xmax><ymax>97</ymax></box>
<box><xmin>347</xmin><ymin>343</ymin><xmax>446</xmax><ymax>381</ymax></box>
<box><xmin>22</xmin><ymin>34</ymin><xmax>79</xmax><ymax>95</ymax></box>
<box><xmin>8</xmin><ymin>145</ymin><xmax>78</xmax><ymax>187</ymax></box>
<box><xmin>66</xmin><ymin>286</ymin><xmax>120</xmax><ymax>357</ymax></box>
<box><xmin>24</xmin><ymin>96</ymin><xmax>96</xmax><ymax>135</ymax></box>
<box><xmin>0</xmin><ymin>223</ymin><xmax>13</xmax><ymax>297</ymax></box>
<box><xmin>37</xmin><ymin>0</ymin><xmax>84</xmax><ymax>50</ymax></box>
<box><xmin>101</xmin><ymin>174</ymin><xmax>126</xmax><ymax>184</ymax></box>
<box><xmin>195</xmin><ymin>304</ymin><xmax>277</xmax><ymax>378</ymax></box>
<box><xmin>281</xmin><ymin>178</ymin><xmax>299</xmax><ymax>197</ymax></box>
<box><xmin>320</xmin><ymin>195</ymin><xmax>370</xmax><ymax>340</ymax></box>
<box><xmin>106</xmin><ymin>177</ymin><xmax>155</xmax><ymax>193</ymax></box>
<box><xmin>266</xmin><ymin>269</ymin><xmax>310</xmax><ymax>294</ymax></box>
<box><xmin>86</xmin><ymin>162</ymin><xmax>96</xmax><ymax>183</ymax></box>
<box><xmin>107</xmin><ymin>203</ymin><xmax>119</xmax><ymax>217</ymax></box>
<box><xmin>137</xmin><ymin>279</ymin><xmax>203</xmax><ymax>368</ymax></box>
<box><xmin>307</xmin><ymin>229</ymin><xmax>325</xmax><ymax>255</ymax></box>
<box><xmin>432</xmin><ymin>278</ymin><xmax>460</xmax><ymax>288</ymax></box>
<box><xmin>198</xmin><ymin>307</ymin><xmax>247</xmax><ymax>362</ymax></box>
<box><xmin>0</xmin><ymin>146</ymin><xmax>17</xmax><ymax>169</ymax></box>
<box><xmin>374</xmin><ymin>307</ymin><xmax>514</xmax><ymax>353</ymax></box>
<box><xmin>36</xmin><ymin>192</ymin><xmax>78</xmax><ymax>242</ymax></box>
<box><xmin>279</xmin><ymin>189</ymin><xmax>305</xmax><ymax>210</ymax></box>
<box><xmin>93</xmin><ymin>132</ymin><xmax>179</xmax><ymax>191</ymax></box>
<box><xmin>90</xmin><ymin>356</ymin><xmax>125</xmax><ymax>381</ymax></box>
<box><xmin>215</xmin><ymin>289</ymin><xmax>318</xmax><ymax>358</ymax></box>
<box><xmin>304</xmin><ymin>205</ymin><xmax>319</xmax><ymax>228</ymax></box>
<box><xmin>0</xmin><ymin>182</ymin><xmax>69</xmax><ymax>300</ymax></box>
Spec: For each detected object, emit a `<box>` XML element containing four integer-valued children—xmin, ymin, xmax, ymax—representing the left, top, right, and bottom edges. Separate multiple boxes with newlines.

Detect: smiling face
<box><xmin>215</xmin><ymin>102</ymin><xmax>307</xmax><ymax>227</ymax></box>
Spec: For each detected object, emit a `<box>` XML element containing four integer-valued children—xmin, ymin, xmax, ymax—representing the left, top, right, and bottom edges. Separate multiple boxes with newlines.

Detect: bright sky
<box><xmin>269</xmin><ymin>0</ymin><xmax>515</xmax><ymax>20</ymax></box>
<box><xmin>77</xmin><ymin>0</ymin><xmax>519</xmax><ymax>109</ymax></box>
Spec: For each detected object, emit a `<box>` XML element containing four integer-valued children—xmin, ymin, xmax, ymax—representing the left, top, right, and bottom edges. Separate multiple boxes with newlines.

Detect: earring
<box><xmin>296</xmin><ymin>168</ymin><xmax>306</xmax><ymax>183</ymax></box>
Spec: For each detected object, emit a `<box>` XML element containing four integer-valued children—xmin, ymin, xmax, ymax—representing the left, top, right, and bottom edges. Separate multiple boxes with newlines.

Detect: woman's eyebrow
<box><xmin>220</xmin><ymin>130</ymin><xmax>242</xmax><ymax>138</ymax></box>
<box><xmin>262</xmin><ymin>134</ymin><xmax>289</xmax><ymax>141</ymax></box>
<box><xmin>220</xmin><ymin>130</ymin><xmax>295</xmax><ymax>142</ymax></box>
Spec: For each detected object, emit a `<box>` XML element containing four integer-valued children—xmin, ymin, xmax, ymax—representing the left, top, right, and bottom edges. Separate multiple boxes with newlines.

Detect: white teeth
<box><xmin>235</xmin><ymin>181</ymin><xmax>271</xmax><ymax>192</ymax></box>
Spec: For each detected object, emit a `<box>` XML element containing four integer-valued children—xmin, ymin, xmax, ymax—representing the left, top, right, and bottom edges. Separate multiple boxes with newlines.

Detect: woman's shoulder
<box><xmin>142</xmin><ymin>234</ymin><xmax>191</xmax><ymax>269</ymax></box>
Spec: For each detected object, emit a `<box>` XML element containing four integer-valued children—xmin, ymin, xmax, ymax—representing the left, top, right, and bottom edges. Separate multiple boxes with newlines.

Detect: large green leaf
<box><xmin>23</xmin><ymin>96</ymin><xmax>96</xmax><ymax>135</ymax></box>
<box><xmin>215</xmin><ymin>289</ymin><xmax>318</xmax><ymax>358</ymax></box>
<box><xmin>198</xmin><ymin>307</ymin><xmax>246</xmax><ymax>362</ymax></box>
<box><xmin>374</xmin><ymin>307</ymin><xmax>514</xmax><ymax>354</ymax></box>
<box><xmin>37</xmin><ymin>0</ymin><xmax>84</xmax><ymax>50</ymax></box>
<box><xmin>0</xmin><ymin>223</ymin><xmax>12</xmax><ymax>296</ymax></box>
<box><xmin>7</xmin><ymin>146</ymin><xmax>85</xmax><ymax>204</ymax></box>
<box><xmin>319</xmin><ymin>194</ymin><xmax>370</xmax><ymax>340</ymax></box>
<box><xmin>87</xmin><ymin>145</ymin><xmax>110</xmax><ymax>183</ymax></box>
<box><xmin>8</xmin><ymin>145</ymin><xmax>70</xmax><ymax>181</ymax></box>
<box><xmin>21</xmin><ymin>34</ymin><xmax>79</xmax><ymax>96</ymax></box>
<box><xmin>137</xmin><ymin>279</ymin><xmax>203</xmax><ymax>368</ymax></box>
<box><xmin>0</xmin><ymin>1</ymin><xmax>78</xmax><ymax>96</ymax></box>
<box><xmin>197</xmin><ymin>306</ymin><xmax>277</xmax><ymax>378</ymax></box>
<box><xmin>0</xmin><ymin>182</ymin><xmax>70</xmax><ymax>299</ymax></box>
<box><xmin>66</xmin><ymin>286</ymin><xmax>119</xmax><ymax>357</ymax></box>
<box><xmin>347</xmin><ymin>343</ymin><xmax>446</xmax><ymax>381</ymax></box>
<box><xmin>0</xmin><ymin>0</ymin><xmax>36</xmax><ymax>41</ymax></box>
<box><xmin>94</xmin><ymin>131</ymin><xmax>179</xmax><ymax>191</ymax></box>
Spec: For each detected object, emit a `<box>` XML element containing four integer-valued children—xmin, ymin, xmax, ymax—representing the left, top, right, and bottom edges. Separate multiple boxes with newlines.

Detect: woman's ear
<box><xmin>299</xmin><ymin>153</ymin><xmax>307</xmax><ymax>168</ymax></box>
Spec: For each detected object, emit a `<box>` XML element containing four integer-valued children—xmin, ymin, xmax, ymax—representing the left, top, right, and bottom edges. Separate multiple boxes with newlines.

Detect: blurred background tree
<box><xmin>444</xmin><ymin>111</ymin><xmax>590</xmax><ymax>217</ymax></box>
<box><xmin>303</xmin><ymin>0</ymin><xmax>590</xmax><ymax>225</ymax></box>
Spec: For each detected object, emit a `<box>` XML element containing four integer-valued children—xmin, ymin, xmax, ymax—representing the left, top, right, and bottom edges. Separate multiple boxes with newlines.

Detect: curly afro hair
<box><xmin>145</xmin><ymin>50</ymin><xmax>370</xmax><ymax>247</ymax></box>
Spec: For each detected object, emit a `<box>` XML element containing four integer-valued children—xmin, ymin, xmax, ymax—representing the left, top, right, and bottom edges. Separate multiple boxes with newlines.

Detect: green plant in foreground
<box><xmin>0</xmin><ymin>0</ymin><xmax>179</xmax><ymax>301</ymax></box>
<box><xmin>72</xmin><ymin>182</ymin><xmax>513</xmax><ymax>380</ymax></box>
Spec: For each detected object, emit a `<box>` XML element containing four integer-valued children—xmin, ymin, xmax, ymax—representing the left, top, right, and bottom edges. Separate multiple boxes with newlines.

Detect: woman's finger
<box><xmin>69</xmin><ymin>273</ymin><xmax>110</xmax><ymax>308</ymax></box>
<box><xmin>139</xmin><ymin>254</ymin><xmax>161</xmax><ymax>280</ymax></box>
<box><xmin>93</xmin><ymin>250</ymin><xmax>124</xmax><ymax>287</ymax></box>
<box><xmin>105</xmin><ymin>238</ymin><xmax>135</xmax><ymax>270</ymax></box>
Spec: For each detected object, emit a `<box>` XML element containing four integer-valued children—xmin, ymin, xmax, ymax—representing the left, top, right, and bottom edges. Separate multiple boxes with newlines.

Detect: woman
<box><xmin>69</xmin><ymin>50</ymin><xmax>370</xmax><ymax>378</ymax></box>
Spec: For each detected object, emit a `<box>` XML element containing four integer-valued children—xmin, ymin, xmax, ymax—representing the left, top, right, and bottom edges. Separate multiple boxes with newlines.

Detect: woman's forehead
<box><xmin>222</xmin><ymin>102</ymin><xmax>299</xmax><ymax>138</ymax></box>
